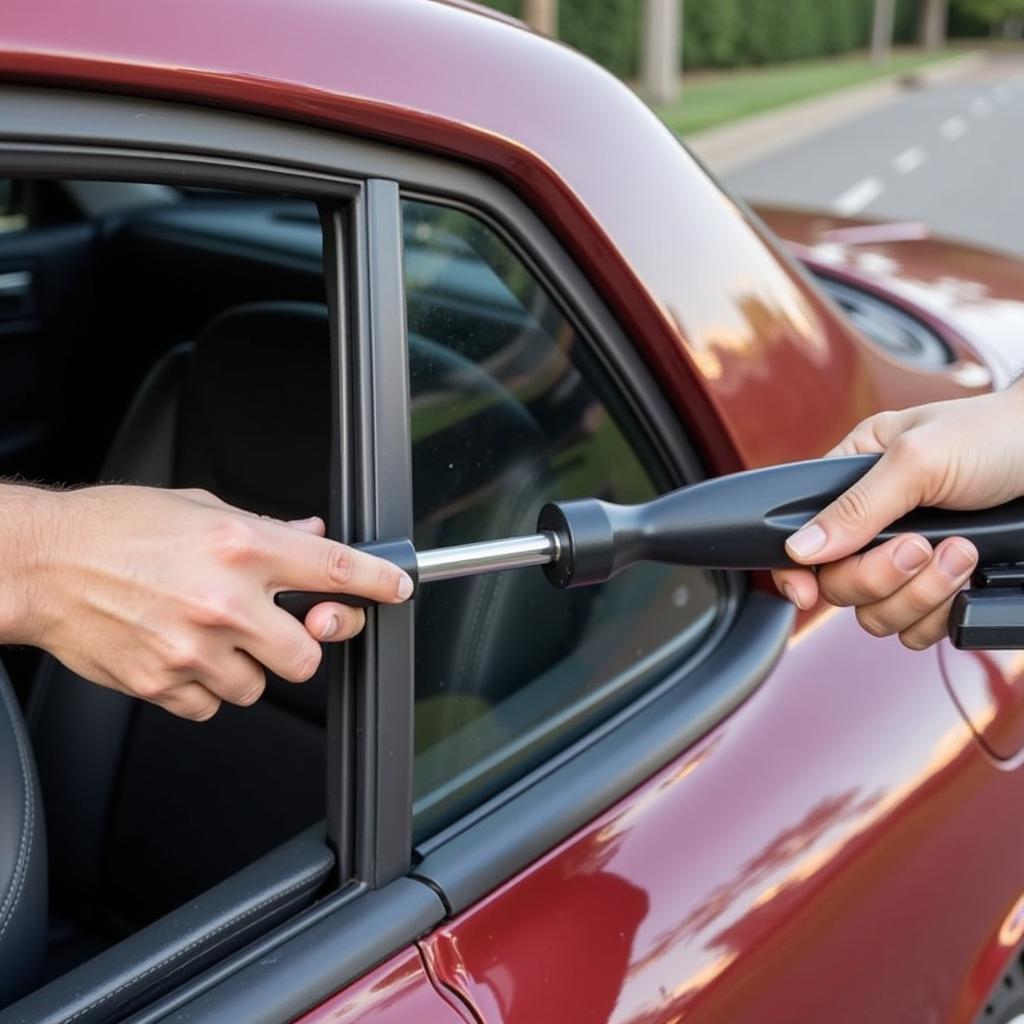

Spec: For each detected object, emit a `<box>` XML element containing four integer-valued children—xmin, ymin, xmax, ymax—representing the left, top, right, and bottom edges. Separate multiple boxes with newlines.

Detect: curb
<box><xmin>685</xmin><ymin>50</ymin><xmax>987</xmax><ymax>175</ymax></box>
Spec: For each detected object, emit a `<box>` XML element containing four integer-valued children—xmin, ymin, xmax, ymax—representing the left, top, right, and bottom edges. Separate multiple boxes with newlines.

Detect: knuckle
<box><xmin>832</xmin><ymin>487</ymin><xmax>873</xmax><ymax>531</ymax></box>
<box><xmin>236</xmin><ymin>673</ymin><xmax>266</xmax><ymax>707</ymax></box>
<box><xmin>888</xmin><ymin>433</ymin><xmax>938</xmax><ymax>481</ymax></box>
<box><xmin>179</xmin><ymin>487</ymin><xmax>214</xmax><ymax>502</ymax></box>
<box><xmin>163</xmin><ymin>635</ymin><xmax>205</xmax><ymax>673</ymax></box>
<box><xmin>134</xmin><ymin>674</ymin><xmax>170</xmax><ymax>700</ymax></box>
<box><xmin>211</xmin><ymin>517</ymin><xmax>264</xmax><ymax>566</ymax></box>
<box><xmin>280</xmin><ymin>637</ymin><xmax>322</xmax><ymax>682</ymax></box>
<box><xmin>817</xmin><ymin>565</ymin><xmax>853</xmax><ymax>606</ymax></box>
<box><xmin>327</xmin><ymin>546</ymin><xmax>353</xmax><ymax>585</ymax></box>
<box><xmin>899</xmin><ymin>630</ymin><xmax>933</xmax><ymax>652</ymax></box>
<box><xmin>855</xmin><ymin>607</ymin><xmax>890</xmax><ymax>638</ymax></box>
<box><xmin>188</xmin><ymin>589</ymin><xmax>244</xmax><ymax>630</ymax></box>
<box><xmin>183</xmin><ymin>697</ymin><xmax>221</xmax><ymax>722</ymax></box>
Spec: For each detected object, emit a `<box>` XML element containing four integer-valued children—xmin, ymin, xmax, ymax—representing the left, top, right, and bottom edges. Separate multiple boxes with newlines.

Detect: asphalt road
<box><xmin>724</xmin><ymin>54</ymin><xmax>1024</xmax><ymax>258</ymax></box>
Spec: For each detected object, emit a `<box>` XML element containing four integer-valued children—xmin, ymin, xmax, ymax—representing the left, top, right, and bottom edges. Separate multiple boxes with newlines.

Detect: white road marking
<box><xmin>941</xmin><ymin>115</ymin><xmax>967</xmax><ymax>140</ymax></box>
<box><xmin>970</xmin><ymin>96</ymin><xmax>992</xmax><ymax>117</ymax></box>
<box><xmin>994</xmin><ymin>83</ymin><xmax>1014</xmax><ymax>103</ymax></box>
<box><xmin>832</xmin><ymin>176</ymin><xmax>884</xmax><ymax>216</ymax></box>
<box><xmin>893</xmin><ymin>146</ymin><xmax>926</xmax><ymax>174</ymax></box>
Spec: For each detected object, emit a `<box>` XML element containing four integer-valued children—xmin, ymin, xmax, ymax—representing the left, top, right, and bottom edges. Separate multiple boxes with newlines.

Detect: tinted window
<box><xmin>403</xmin><ymin>200</ymin><xmax>721</xmax><ymax>838</ymax></box>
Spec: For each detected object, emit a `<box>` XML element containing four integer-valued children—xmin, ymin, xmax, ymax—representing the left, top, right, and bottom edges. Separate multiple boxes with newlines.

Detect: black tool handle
<box><xmin>538</xmin><ymin>454</ymin><xmax>1024</xmax><ymax>587</ymax></box>
<box><xmin>273</xmin><ymin>538</ymin><xmax>418</xmax><ymax>619</ymax></box>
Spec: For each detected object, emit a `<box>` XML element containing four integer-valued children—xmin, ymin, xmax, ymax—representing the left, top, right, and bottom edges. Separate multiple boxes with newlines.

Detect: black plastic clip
<box><xmin>949</xmin><ymin>564</ymin><xmax>1024</xmax><ymax>650</ymax></box>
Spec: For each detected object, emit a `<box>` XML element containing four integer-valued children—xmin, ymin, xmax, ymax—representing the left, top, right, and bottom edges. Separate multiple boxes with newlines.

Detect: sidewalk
<box><xmin>685</xmin><ymin>50</ymin><xmax>987</xmax><ymax>174</ymax></box>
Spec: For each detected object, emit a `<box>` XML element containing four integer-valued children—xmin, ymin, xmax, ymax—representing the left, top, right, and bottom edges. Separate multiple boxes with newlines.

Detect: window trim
<box><xmin>349</xmin><ymin>179</ymin><xmax>416</xmax><ymax>887</ymax></box>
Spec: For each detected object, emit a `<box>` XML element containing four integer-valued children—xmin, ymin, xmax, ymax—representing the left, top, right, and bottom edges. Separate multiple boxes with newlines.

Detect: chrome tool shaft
<box><xmin>416</xmin><ymin>532</ymin><xmax>559</xmax><ymax>583</ymax></box>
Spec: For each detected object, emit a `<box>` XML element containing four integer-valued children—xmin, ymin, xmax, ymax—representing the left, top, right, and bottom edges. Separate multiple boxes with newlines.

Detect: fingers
<box><xmin>824</xmin><ymin>409</ymin><xmax>917</xmax><ymax>458</ymax></box>
<box><xmin>785</xmin><ymin>435</ymin><xmax>931</xmax><ymax>566</ymax></box>
<box><xmin>259</xmin><ymin>523</ymin><xmax>413</xmax><ymax>604</ymax></box>
<box><xmin>771</xmin><ymin>567</ymin><xmax>820</xmax><ymax>610</ymax></box>
<box><xmin>239</xmin><ymin>607</ymin><xmax>325</xmax><ymax>683</ymax></box>
<box><xmin>303</xmin><ymin>603</ymin><xmax>366</xmax><ymax>644</ymax></box>
<box><xmin>153</xmin><ymin>680</ymin><xmax>222</xmax><ymax>722</ymax></box>
<box><xmin>817</xmin><ymin>535</ymin><xmax>932</xmax><ymax>607</ymax></box>
<box><xmin>897</xmin><ymin>596</ymin><xmax>958</xmax><ymax>650</ymax></box>
<box><xmin>853</xmin><ymin>537</ymin><xmax>977</xmax><ymax>644</ymax></box>
<box><xmin>203</xmin><ymin>650</ymin><xmax>267</xmax><ymax>706</ymax></box>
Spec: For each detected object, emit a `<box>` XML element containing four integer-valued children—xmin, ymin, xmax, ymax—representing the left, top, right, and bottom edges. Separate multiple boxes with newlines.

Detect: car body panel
<box><xmin>0</xmin><ymin>0</ymin><xmax>990</xmax><ymax>479</ymax></box>
<box><xmin>756</xmin><ymin>205</ymin><xmax>1024</xmax><ymax>388</ymax></box>
<box><xmin>420</xmin><ymin>608</ymin><xmax>1024</xmax><ymax>1023</ymax></box>
<box><xmin>294</xmin><ymin>947</ymin><xmax>472</xmax><ymax>1024</ymax></box>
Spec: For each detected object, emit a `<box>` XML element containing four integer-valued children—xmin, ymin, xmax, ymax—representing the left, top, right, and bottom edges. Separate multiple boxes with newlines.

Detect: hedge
<box><xmin>476</xmin><ymin>1</ymin><xmax>929</xmax><ymax>76</ymax></box>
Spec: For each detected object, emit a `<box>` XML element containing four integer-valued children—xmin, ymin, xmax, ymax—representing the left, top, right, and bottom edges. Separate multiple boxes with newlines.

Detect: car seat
<box><xmin>26</xmin><ymin>301</ymin><xmax>568</xmax><ymax>940</ymax></box>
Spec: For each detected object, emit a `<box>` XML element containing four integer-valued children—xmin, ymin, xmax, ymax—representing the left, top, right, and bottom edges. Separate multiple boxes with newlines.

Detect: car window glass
<box><xmin>403</xmin><ymin>199</ymin><xmax>721</xmax><ymax>839</ymax></box>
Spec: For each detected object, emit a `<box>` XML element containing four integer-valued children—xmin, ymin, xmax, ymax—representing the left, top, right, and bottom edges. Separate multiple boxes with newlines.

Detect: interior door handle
<box><xmin>0</xmin><ymin>270</ymin><xmax>34</xmax><ymax>317</ymax></box>
<box><xmin>275</xmin><ymin>454</ymin><xmax>1024</xmax><ymax>649</ymax></box>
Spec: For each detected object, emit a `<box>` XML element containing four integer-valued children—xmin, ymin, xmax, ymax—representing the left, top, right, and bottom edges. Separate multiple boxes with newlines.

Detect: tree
<box><xmin>523</xmin><ymin>0</ymin><xmax>558</xmax><ymax>36</ymax></box>
<box><xmin>953</xmin><ymin>0</ymin><xmax>1024</xmax><ymax>34</ymax></box>
<box><xmin>919</xmin><ymin>0</ymin><xmax>950</xmax><ymax>48</ymax></box>
<box><xmin>643</xmin><ymin>0</ymin><xmax>683</xmax><ymax>105</ymax></box>
<box><xmin>871</xmin><ymin>0</ymin><xmax>896</xmax><ymax>62</ymax></box>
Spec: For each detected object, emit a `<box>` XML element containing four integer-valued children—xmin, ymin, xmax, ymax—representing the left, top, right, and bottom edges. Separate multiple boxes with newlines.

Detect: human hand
<box><xmin>0</xmin><ymin>485</ymin><xmax>412</xmax><ymax>719</ymax></box>
<box><xmin>772</xmin><ymin>385</ymin><xmax>1024</xmax><ymax>649</ymax></box>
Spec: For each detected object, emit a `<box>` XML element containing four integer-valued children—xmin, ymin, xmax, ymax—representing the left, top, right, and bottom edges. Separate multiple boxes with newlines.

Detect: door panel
<box><xmin>0</xmin><ymin>218</ymin><xmax>94</xmax><ymax>475</ymax></box>
<box><xmin>294</xmin><ymin>947</ymin><xmax>473</xmax><ymax>1024</ymax></box>
<box><xmin>421</xmin><ymin>611</ymin><xmax>1022</xmax><ymax>1023</ymax></box>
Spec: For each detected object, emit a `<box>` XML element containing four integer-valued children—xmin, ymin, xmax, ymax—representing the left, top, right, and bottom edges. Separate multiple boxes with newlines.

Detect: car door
<box><xmin>382</xmin><ymin>202</ymin><xmax>1024</xmax><ymax>1024</ymax></box>
<box><xmin>11</xmin><ymin>85</ymin><xmax>1021</xmax><ymax>1024</ymax></box>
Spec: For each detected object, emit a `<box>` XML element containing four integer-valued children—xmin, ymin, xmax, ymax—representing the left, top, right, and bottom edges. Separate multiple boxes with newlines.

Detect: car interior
<box><xmin>0</xmin><ymin>175</ymin><xmax>943</xmax><ymax>1023</ymax></box>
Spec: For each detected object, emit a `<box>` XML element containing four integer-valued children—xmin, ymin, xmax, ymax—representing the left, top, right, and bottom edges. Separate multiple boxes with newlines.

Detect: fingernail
<box><xmin>939</xmin><ymin>542</ymin><xmax>976</xmax><ymax>580</ymax></box>
<box><xmin>288</xmin><ymin>516</ymin><xmax>319</xmax><ymax>525</ymax></box>
<box><xmin>786</xmin><ymin>522</ymin><xmax>827</xmax><ymax>560</ymax></box>
<box><xmin>397</xmin><ymin>574</ymin><xmax>414</xmax><ymax>601</ymax></box>
<box><xmin>318</xmin><ymin>614</ymin><xmax>339</xmax><ymax>641</ymax></box>
<box><xmin>894</xmin><ymin>537</ymin><xmax>931</xmax><ymax>573</ymax></box>
<box><xmin>781</xmin><ymin>583</ymin><xmax>805</xmax><ymax>610</ymax></box>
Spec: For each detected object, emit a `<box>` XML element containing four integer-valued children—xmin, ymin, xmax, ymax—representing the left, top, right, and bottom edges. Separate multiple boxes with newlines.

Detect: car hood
<box><xmin>754</xmin><ymin>204</ymin><xmax>1024</xmax><ymax>388</ymax></box>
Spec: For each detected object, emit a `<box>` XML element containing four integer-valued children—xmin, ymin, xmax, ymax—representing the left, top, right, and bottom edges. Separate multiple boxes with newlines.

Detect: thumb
<box><xmin>785</xmin><ymin>448</ymin><xmax>921</xmax><ymax>565</ymax></box>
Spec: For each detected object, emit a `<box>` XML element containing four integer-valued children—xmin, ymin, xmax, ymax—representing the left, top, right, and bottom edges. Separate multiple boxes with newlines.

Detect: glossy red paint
<box><xmin>757</xmin><ymin>205</ymin><xmax>1024</xmax><ymax>389</ymax></box>
<box><xmin>0</xmin><ymin>0</ymin><xmax>987</xmax><ymax>479</ymax></box>
<box><xmin>940</xmin><ymin>645</ymin><xmax>1024</xmax><ymax>761</ymax></box>
<box><xmin>421</xmin><ymin>612</ymin><xmax>1024</xmax><ymax>1023</ymax></box>
<box><xmin>293</xmin><ymin>948</ymin><xmax>471</xmax><ymax>1024</ymax></box>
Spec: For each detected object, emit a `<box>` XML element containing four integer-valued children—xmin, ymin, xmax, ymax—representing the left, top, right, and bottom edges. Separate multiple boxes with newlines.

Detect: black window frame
<box><xmin>0</xmin><ymin>85</ymin><xmax>792</xmax><ymax>1024</ymax></box>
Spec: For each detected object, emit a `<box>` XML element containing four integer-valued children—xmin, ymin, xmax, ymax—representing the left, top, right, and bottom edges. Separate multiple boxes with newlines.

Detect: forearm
<box><xmin>0</xmin><ymin>483</ymin><xmax>59</xmax><ymax>645</ymax></box>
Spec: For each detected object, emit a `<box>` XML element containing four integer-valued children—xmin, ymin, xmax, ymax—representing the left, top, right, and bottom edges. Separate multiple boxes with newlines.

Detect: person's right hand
<box><xmin>772</xmin><ymin>383</ymin><xmax>1024</xmax><ymax>650</ymax></box>
<box><xmin>0</xmin><ymin>484</ymin><xmax>412</xmax><ymax>720</ymax></box>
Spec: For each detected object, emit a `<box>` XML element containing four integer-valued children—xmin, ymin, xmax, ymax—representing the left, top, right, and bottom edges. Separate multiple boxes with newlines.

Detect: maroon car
<box><xmin>1</xmin><ymin>2</ymin><xmax>1024</xmax><ymax>1022</ymax></box>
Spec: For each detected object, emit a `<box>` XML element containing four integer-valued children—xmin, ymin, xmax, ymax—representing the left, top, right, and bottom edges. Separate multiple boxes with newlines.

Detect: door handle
<box><xmin>275</xmin><ymin>454</ymin><xmax>1024</xmax><ymax>650</ymax></box>
<box><xmin>0</xmin><ymin>270</ymin><xmax>34</xmax><ymax>318</ymax></box>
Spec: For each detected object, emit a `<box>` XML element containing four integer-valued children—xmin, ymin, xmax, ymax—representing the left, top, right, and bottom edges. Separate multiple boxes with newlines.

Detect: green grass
<box><xmin>655</xmin><ymin>48</ymin><xmax>964</xmax><ymax>136</ymax></box>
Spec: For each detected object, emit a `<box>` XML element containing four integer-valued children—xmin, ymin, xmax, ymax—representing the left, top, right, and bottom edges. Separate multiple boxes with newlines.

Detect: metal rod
<box><xmin>416</xmin><ymin>532</ymin><xmax>559</xmax><ymax>584</ymax></box>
